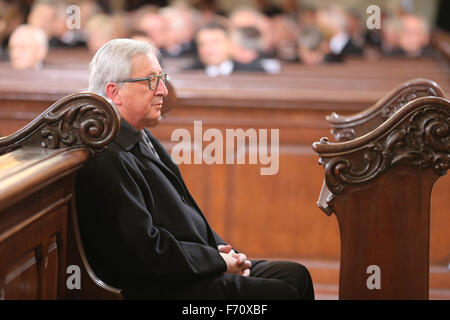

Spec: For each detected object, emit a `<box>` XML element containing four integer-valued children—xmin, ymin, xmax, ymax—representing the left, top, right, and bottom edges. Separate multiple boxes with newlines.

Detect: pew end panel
<box><xmin>313</xmin><ymin>96</ymin><xmax>450</xmax><ymax>299</ymax></box>
<box><xmin>326</xmin><ymin>78</ymin><xmax>446</xmax><ymax>142</ymax></box>
<box><xmin>0</xmin><ymin>92</ymin><xmax>123</xmax><ymax>299</ymax></box>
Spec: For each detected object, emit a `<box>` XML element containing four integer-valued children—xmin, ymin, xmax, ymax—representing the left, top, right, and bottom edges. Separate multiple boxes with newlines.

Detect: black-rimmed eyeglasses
<box><xmin>117</xmin><ymin>73</ymin><xmax>167</xmax><ymax>91</ymax></box>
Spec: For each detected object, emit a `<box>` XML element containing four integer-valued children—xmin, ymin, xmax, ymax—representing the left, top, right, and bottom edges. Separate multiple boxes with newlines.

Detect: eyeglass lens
<box><xmin>150</xmin><ymin>74</ymin><xmax>167</xmax><ymax>90</ymax></box>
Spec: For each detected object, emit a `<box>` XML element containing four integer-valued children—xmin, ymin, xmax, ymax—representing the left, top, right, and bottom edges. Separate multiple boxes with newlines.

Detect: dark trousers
<box><xmin>144</xmin><ymin>260</ymin><xmax>315</xmax><ymax>300</ymax></box>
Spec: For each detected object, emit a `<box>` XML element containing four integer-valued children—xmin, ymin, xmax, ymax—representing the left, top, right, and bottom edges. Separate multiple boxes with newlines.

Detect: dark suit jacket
<box><xmin>184</xmin><ymin>58</ymin><xmax>266</xmax><ymax>73</ymax></box>
<box><xmin>75</xmin><ymin>120</ymin><xmax>227</xmax><ymax>298</ymax></box>
<box><xmin>233</xmin><ymin>59</ymin><xmax>266</xmax><ymax>72</ymax></box>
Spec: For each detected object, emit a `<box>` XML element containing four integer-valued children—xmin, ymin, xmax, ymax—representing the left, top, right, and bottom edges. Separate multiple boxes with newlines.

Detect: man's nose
<box><xmin>156</xmin><ymin>79</ymin><xmax>169</xmax><ymax>97</ymax></box>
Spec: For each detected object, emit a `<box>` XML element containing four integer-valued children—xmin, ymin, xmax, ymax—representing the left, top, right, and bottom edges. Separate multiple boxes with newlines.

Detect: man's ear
<box><xmin>105</xmin><ymin>82</ymin><xmax>123</xmax><ymax>105</ymax></box>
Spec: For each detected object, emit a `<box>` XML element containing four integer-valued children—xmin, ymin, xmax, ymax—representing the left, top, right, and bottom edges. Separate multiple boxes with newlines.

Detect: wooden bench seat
<box><xmin>0</xmin><ymin>92</ymin><xmax>123</xmax><ymax>299</ymax></box>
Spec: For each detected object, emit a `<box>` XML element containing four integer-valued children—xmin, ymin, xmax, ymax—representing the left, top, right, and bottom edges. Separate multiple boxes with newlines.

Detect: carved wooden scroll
<box><xmin>0</xmin><ymin>92</ymin><xmax>120</xmax><ymax>156</ymax></box>
<box><xmin>313</xmin><ymin>96</ymin><xmax>449</xmax><ymax>299</ymax></box>
<box><xmin>327</xmin><ymin>79</ymin><xmax>446</xmax><ymax>142</ymax></box>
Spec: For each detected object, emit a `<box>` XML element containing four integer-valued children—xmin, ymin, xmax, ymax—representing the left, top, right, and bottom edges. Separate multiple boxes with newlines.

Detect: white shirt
<box><xmin>205</xmin><ymin>60</ymin><xmax>234</xmax><ymax>77</ymax></box>
<box><xmin>329</xmin><ymin>31</ymin><xmax>350</xmax><ymax>55</ymax></box>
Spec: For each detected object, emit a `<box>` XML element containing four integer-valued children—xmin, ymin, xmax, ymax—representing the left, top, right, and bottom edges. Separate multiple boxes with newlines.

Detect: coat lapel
<box><xmin>139</xmin><ymin>130</ymin><xmax>189</xmax><ymax>198</ymax></box>
<box><xmin>140</xmin><ymin>129</ymin><xmax>219</xmax><ymax>247</ymax></box>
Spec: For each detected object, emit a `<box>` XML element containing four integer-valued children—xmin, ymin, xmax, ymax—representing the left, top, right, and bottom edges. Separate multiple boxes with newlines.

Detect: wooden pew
<box><xmin>0</xmin><ymin>92</ymin><xmax>123</xmax><ymax>299</ymax></box>
<box><xmin>313</xmin><ymin>96</ymin><xmax>450</xmax><ymax>299</ymax></box>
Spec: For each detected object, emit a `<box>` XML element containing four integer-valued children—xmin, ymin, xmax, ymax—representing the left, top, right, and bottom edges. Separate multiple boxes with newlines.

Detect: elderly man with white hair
<box><xmin>8</xmin><ymin>24</ymin><xmax>48</xmax><ymax>70</ymax></box>
<box><xmin>76</xmin><ymin>38</ymin><xmax>314</xmax><ymax>300</ymax></box>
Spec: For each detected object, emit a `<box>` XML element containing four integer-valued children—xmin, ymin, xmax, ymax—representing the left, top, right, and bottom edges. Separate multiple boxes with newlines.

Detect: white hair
<box><xmin>88</xmin><ymin>38</ymin><xmax>157</xmax><ymax>98</ymax></box>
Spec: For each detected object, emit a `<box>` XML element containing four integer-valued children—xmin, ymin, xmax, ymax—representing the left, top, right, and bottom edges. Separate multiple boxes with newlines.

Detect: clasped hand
<box><xmin>218</xmin><ymin>244</ymin><xmax>252</xmax><ymax>277</ymax></box>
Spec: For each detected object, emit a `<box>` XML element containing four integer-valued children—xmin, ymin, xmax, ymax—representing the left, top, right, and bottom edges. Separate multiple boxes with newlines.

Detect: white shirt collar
<box><xmin>330</xmin><ymin>31</ymin><xmax>350</xmax><ymax>55</ymax></box>
<box><xmin>205</xmin><ymin>60</ymin><xmax>234</xmax><ymax>77</ymax></box>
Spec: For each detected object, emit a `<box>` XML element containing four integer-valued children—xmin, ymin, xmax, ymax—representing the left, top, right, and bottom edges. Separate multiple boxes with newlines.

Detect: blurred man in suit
<box><xmin>316</xmin><ymin>5</ymin><xmax>363</xmax><ymax>57</ymax></box>
<box><xmin>230</xmin><ymin>26</ymin><xmax>266</xmax><ymax>72</ymax></box>
<box><xmin>76</xmin><ymin>38</ymin><xmax>314</xmax><ymax>300</ymax></box>
<box><xmin>188</xmin><ymin>19</ymin><xmax>234</xmax><ymax>76</ymax></box>
<box><xmin>398</xmin><ymin>14</ymin><xmax>433</xmax><ymax>57</ymax></box>
<box><xmin>296</xmin><ymin>26</ymin><xmax>341</xmax><ymax>65</ymax></box>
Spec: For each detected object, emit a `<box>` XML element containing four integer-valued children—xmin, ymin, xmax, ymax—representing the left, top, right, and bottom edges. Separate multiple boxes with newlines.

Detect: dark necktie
<box><xmin>141</xmin><ymin>131</ymin><xmax>160</xmax><ymax>159</ymax></box>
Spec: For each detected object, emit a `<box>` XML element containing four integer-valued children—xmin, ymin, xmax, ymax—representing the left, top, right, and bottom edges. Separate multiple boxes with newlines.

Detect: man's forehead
<box><xmin>11</xmin><ymin>30</ymin><xmax>35</xmax><ymax>44</ymax></box>
<box><xmin>198</xmin><ymin>29</ymin><xmax>228</xmax><ymax>40</ymax></box>
<box><xmin>131</xmin><ymin>53</ymin><xmax>161</xmax><ymax>76</ymax></box>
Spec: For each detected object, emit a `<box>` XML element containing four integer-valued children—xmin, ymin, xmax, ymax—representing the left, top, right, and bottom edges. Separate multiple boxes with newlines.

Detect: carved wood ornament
<box><xmin>314</xmin><ymin>96</ymin><xmax>450</xmax><ymax>214</ymax></box>
<box><xmin>327</xmin><ymin>79</ymin><xmax>446</xmax><ymax>142</ymax></box>
<box><xmin>0</xmin><ymin>92</ymin><xmax>120</xmax><ymax>155</ymax></box>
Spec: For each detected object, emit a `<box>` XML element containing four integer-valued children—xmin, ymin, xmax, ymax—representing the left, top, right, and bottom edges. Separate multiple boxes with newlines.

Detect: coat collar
<box><xmin>112</xmin><ymin>117</ymin><xmax>187</xmax><ymax>190</ymax></box>
<box><xmin>114</xmin><ymin>117</ymin><xmax>142</xmax><ymax>151</ymax></box>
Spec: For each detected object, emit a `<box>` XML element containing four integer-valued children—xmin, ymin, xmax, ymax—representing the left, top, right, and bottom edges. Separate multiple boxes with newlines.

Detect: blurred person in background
<box><xmin>8</xmin><ymin>24</ymin><xmax>48</xmax><ymax>69</ymax></box>
<box><xmin>85</xmin><ymin>13</ymin><xmax>126</xmax><ymax>54</ymax></box>
<box><xmin>398</xmin><ymin>13</ymin><xmax>433</xmax><ymax>57</ymax></box>
<box><xmin>230</xmin><ymin>26</ymin><xmax>266</xmax><ymax>72</ymax></box>
<box><xmin>296</xmin><ymin>26</ymin><xmax>340</xmax><ymax>65</ymax></box>
<box><xmin>0</xmin><ymin>0</ymin><xmax>24</xmax><ymax>60</ymax></box>
<box><xmin>380</xmin><ymin>15</ymin><xmax>403</xmax><ymax>56</ymax></box>
<box><xmin>297</xmin><ymin>6</ymin><xmax>317</xmax><ymax>29</ymax></box>
<box><xmin>270</xmin><ymin>14</ymin><xmax>298</xmax><ymax>61</ymax></box>
<box><xmin>135</xmin><ymin>5</ymin><xmax>167</xmax><ymax>51</ymax></box>
<box><xmin>27</xmin><ymin>0</ymin><xmax>58</xmax><ymax>39</ymax></box>
<box><xmin>174</xmin><ymin>2</ymin><xmax>201</xmax><ymax>57</ymax></box>
<box><xmin>229</xmin><ymin>7</ymin><xmax>275</xmax><ymax>59</ymax></box>
<box><xmin>187</xmin><ymin>19</ymin><xmax>234</xmax><ymax>77</ymax></box>
<box><xmin>159</xmin><ymin>6</ymin><xmax>185</xmax><ymax>57</ymax></box>
<box><xmin>316</xmin><ymin>5</ymin><xmax>363</xmax><ymax>58</ymax></box>
<box><xmin>346</xmin><ymin>9</ymin><xmax>365</xmax><ymax>50</ymax></box>
<box><xmin>159</xmin><ymin>3</ymin><xmax>199</xmax><ymax>57</ymax></box>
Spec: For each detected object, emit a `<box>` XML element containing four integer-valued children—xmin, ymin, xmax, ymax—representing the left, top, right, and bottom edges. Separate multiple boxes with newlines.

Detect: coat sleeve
<box><xmin>76</xmin><ymin>150</ymin><xmax>227</xmax><ymax>280</ymax></box>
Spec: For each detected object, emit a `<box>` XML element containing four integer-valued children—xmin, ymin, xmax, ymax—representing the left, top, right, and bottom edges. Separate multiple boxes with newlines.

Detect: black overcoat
<box><xmin>75</xmin><ymin>120</ymin><xmax>228</xmax><ymax>297</ymax></box>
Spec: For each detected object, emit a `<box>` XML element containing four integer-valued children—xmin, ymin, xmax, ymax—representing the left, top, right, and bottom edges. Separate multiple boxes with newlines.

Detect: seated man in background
<box><xmin>85</xmin><ymin>13</ymin><xmax>128</xmax><ymax>54</ymax></box>
<box><xmin>229</xmin><ymin>7</ymin><xmax>275</xmax><ymax>59</ymax></box>
<box><xmin>296</xmin><ymin>26</ymin><xmax>340</xmax><ymax>65</ymax></box>
<box><xmin>186</xmin><ymin>19</ymin><xmax>234</xmax><ymax>77</ymax></box>
<box><xmin>158</xmin><ymin>5</ymin><xmax>198</xmax><ymax>58</ymax></box>
<box><xmin>397</xmin><ymin>14</ymin><xmax>433</xmax><ymax>57</ymax></box>
<box><xmin>0</xmin><ymin>0</ymin><xmax>24</xmax><ymax>61</ymax></box>
<box><xmin>8</xmin><ymin>24</ymin><xmax>48</xmax><ymax>70</ymax></box>
<box><xmin>230</xmin><ymin>26</ymin><xmax>266</xmax><ymax>72</ymax></box>
<box><xmin>27</xmin><ymin>0</ymin><xmax>57</xmax><ymax>40</ymax></box>
<box><xmin>379</xmin><ymin>15</ymin><xmax>403</xmax><ymax>56</ymax></box>
<box><xmin>76</xmin><ymin>38</ymin><xmax>314</xmax><ymax>300</ymax></box>
<box><xmin>316</xmin><ymin>5</ymin><xmax>363</xmax><ymax>58</ymax></box>
<box><xmin>134</xmin><ymin>5</ymin><xmax>167</xmax><ymax>52</ymax></box>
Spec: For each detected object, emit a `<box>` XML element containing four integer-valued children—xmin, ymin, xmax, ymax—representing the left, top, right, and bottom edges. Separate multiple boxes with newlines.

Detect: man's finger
<box><xmin>243</xmin><ymin>260</ymin><xmax>252</xmax><ymax>269</ymax></box>
<box><xmin>234</xmin><ymin>253</ymin><xmax>247</xmax><ymax>264</ymax></box>
<box><xmin>218</xmin><ymin>244</ymin><xmax>232</xmax><ymax>253</ymax></box>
